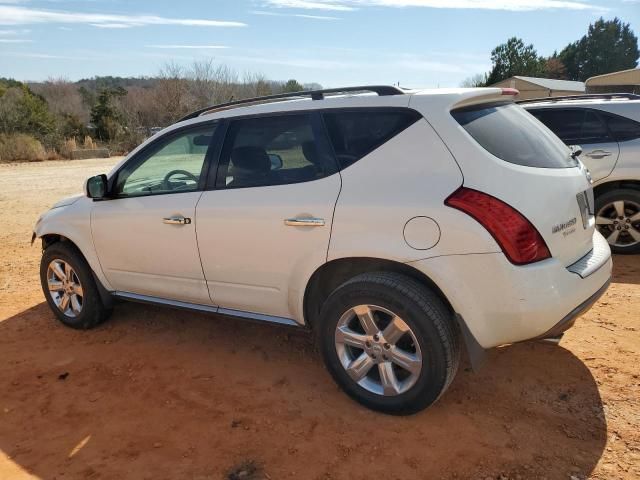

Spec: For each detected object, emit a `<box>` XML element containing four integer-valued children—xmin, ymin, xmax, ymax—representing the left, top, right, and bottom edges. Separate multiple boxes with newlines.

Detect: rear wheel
<box><xmin>595</xmin><ymin>189</ymin><xmax>640</xmax><ymax>254</ymax></box>
<box><xmin>318</xmin><ymin>272</ymin><xmax>460</xmax><ymax>415</ymax></box>
<box><xmin>40</xmin><ymin>242</ymin><xmax>111</xmax><ymax>329</ymax></box>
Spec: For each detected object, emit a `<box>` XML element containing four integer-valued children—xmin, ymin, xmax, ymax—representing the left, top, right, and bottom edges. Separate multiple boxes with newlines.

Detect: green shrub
<box><xmin>0</xmin><ymin>133</ymin><xmax>46</xmax><ymax>162</ymax></box>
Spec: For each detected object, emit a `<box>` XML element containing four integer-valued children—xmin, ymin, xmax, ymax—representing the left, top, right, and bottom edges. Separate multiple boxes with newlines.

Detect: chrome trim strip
<box><xmin>217</xmin><ymin>307</ymin><xmax>299</xmax><ymax>326</ymax></box>
<box><xmin>284</xmin><ymin>217</ymin><xmax>325</xmax><ymax>227</ymax></box>
<box><xmin>113</xmin><ymin>291</ymin><xmax>299</xmax><ymax>327</ymax></box>
<box><xmin>114</xmin><ymin>291</ymin><xmax>218</xmax><ymax>313</ymax></box>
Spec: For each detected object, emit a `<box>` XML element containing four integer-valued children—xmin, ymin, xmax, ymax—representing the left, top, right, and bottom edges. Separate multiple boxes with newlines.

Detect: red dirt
<box><xmin>0</xmin><ymin>159</ymin><xmax>638</xmax><ymax>480</ymax></box>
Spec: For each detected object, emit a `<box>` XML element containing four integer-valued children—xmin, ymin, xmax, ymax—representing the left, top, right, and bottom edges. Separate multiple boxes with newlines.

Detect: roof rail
<box><xmin>518</xmin><ymin>93</ymin><xmax>640</xmax><ymax>105</ymax></box>
<box><xmin>179</xmin><ymin>85</ymin><xmax>405</xmax><ymax>122</ymax></box>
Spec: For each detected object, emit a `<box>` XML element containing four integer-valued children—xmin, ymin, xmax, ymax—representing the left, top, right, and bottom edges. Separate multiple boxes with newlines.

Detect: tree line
<box><xmin>0</xmin><ymin>62</ymin><xmax>311</xmax><ymax>162</ymax></box>
<box><xmin>462</xmin><ymin>17</ymin><xmax>639</xmax><ymax>87</ymax></box>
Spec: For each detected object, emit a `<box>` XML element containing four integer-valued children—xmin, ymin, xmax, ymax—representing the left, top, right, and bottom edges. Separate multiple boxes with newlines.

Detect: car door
<box><xmin>196</xmin><ymin>112</ymin><xmax>341</xmax><ymax>320</ymax></box>
<box><xmin>91</xmin><ymin>122</ymin><xmax>219</xmax><ymax>305</ymax></box>
<box><xmin>530</xmin><ymin>108</ymin><xmax>619</xmax><ymax>182</ymax></box>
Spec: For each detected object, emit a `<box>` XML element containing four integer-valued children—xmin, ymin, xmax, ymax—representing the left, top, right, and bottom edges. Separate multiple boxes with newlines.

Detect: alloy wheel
<box><xmin>334</xmin><ymin>304</ymin><xmax>422</xmax><ymax>396</ymax></box>
<box><xmin>47</xmin><ymin>259</ymin><xmax>84</xmax><ymax>317</ymax></box>
<box><xmin>596</xmin><ymin>200</ymin><xmax>640</xmax><ymax>248</ymax></box>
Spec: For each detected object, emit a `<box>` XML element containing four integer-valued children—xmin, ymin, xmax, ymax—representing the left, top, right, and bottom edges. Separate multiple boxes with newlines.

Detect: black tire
<box><xmin>317</xmin><ymin>272</ymin><xmax>460</xmax><ymax>415</ymax></box>
<box><xmin>595</xmin><ymin>188</ymin><xmax>640</xmax><ymax>255</ymax></box>
<box><xmin>40</xmin><ymin>241</ymin><xmax>112</xmax><ymax>329</ymax></box>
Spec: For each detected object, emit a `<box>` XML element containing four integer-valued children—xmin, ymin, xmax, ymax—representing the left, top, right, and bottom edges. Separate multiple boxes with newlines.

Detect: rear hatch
<box><xmin>446</xmin><ymin>97</ymin><xmax>595</xmax><ymax>266</ymax></box>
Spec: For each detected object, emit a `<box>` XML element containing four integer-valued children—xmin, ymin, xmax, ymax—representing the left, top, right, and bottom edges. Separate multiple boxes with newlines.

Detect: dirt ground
<box><xmin>0</xmin><ymin>159</ymin><xmax>638</xmax><ymax>480</ymax></box>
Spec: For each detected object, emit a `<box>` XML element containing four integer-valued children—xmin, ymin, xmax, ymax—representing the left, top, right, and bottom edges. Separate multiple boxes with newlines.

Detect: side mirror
<box><xmin>268</xmin><ymin>153</ymin><xmax>283</xmax><ymax>171</ymax></box>
<box><xmin>569</xmin><ymin>145</ymin><xmax>583</xmax><ymax>158</ymax></box>
<box><xmin>85</xmin><ymin>174</ymin><xmax>108</xmax><ymax>199</ymax></box>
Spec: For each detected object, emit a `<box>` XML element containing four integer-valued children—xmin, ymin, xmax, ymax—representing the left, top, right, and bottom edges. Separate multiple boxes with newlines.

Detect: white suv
<box><xmin>522</xmin><ymin>94</ymin><xmax>640</xmax><ymax>254</ymax></box>
<box><xmin>34</xmin><ymin>86</ymin><xmax>612</xmax><ymax>414</ymax></box>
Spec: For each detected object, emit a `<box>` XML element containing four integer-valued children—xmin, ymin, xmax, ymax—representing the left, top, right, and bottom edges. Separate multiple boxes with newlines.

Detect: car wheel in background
<box><xmin>595</xmin><ymin>189</ymin><xmax>640</xmax><ymax>254</ymax></box>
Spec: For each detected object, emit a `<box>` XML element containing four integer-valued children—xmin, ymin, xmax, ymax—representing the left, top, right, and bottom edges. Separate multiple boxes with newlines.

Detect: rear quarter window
<box><xmin>452</xmin><ymin>103</ymin><xmax>575</xmax><ymax>169</ymax></box>
<box><xmin>323</xmin><ymin>109</ymin><xmax>422</xmax><ymax>170</ymax></box>
<box><xmin>600</xmin><ymin>111</ymin><xmax>640</xmax><ymax>142</ymax></box>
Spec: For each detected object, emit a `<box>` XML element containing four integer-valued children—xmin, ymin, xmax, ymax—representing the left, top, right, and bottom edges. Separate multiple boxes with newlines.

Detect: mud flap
<box><xmin>454</xmin><ymin>313</ymin><xmax>486</xmax><ymax>371</ymax></box>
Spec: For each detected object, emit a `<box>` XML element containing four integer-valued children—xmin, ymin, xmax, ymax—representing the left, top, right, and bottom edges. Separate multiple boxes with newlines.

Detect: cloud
<box><xmin>250</xmin><ymin>9</ymin><xmax>341</xmax><ymax>19</ymax></box>
<box><xmin>0</xmin><ymin>51</ymin><xmax>91</xmax><ymax>60</ymax></box>
<box><xmin>89</xmin><ymin>23</ymin><xmax>133</xmax><ymax>29</ymax></box>
<box><xmin>0</xmin><ymin>28</ymin><xmax>30</xmax><ymax>35</ymax></box>
<box><xmin>147</xmin><ymin>45</ymin><xmax>230</xmax><ymax>49</ymax></box>
<box><xmin>263</xmin><ymin>0</ymin><xmax>356</xmax><ymax>10</ymax></box>
<box><xmin>0</xmin><ymin>5</ymin><xmax>247</xmax><ymax>27</ymax></box>
<box><xmin>263</xmin><ymin>0</ymin><xmax>601</xmax><ymax>11</ymax></box>
<box><xmin>0</xmin><ymin>38</ymin><xmax>31</xmax><ymax>42</ymax></box>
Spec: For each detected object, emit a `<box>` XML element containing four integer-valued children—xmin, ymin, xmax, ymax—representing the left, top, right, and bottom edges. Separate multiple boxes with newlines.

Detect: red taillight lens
<box><xmin>445</xmin><ymin>187</ymin><xmax>551</xmax><ymax>265</ymax></box>
<box><xmin>501</xmin><ymin>88</ymin><xmax>519</xmax><ymax>96</ymax></box>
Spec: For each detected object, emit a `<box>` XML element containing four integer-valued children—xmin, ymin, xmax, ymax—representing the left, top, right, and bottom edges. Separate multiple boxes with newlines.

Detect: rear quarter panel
<box><xmin>328</xmin><ymin>117</ymin><xmax>501</xmax><ymax>263</ymax></box>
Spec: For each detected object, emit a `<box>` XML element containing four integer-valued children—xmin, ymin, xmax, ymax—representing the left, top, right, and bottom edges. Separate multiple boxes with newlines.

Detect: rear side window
<box><xmin>529</xmin><ymin>108</ymin><xmax>612</xmax><ymax>145</ymax></box>
<box><xmin>452</xmin><ymin>103</ymin><xmax>574</xmax><ymax>168</ymax></box>
<box><xmin>323</xmin><ymin>109</ymin><xmax>421</xmax><ymax>170</ymax></box>
<box><xmin>601</xmin><ymin>112</ymin><xmax>640</xmax><ymax>142</ymax></box>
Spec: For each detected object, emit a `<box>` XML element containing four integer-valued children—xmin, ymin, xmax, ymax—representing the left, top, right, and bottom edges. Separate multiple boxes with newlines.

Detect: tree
<box><xmin>559</xmin><ymin>17</ymin><xmax>639</xmax><ymax>81</ymax></box>
<box><xmin>90</xmin><ymin>87</ymin><xmax>126</xmax><ymax>141</ymax></box>
<box><xmin>486</xmin><ymin>37</ymin><xmax>545</xmax><ymax>85</ymax></box>
<box><xmin>543</xmin><ymin>56</ymin><xmax>568</xmax><ymax>79</ymax></box>
<box><xmin>0</xmin><ymin>83</ymin><xmax>55</xmax><ymax>141</ymax></box>
<box><xmin>282</xmin><ymin>79</ymin><xmax>303</xmax><ymax>93</ymax></box>
<box><xmin>460</xmin><ymin>73</ymin><xmax>488</xmax><ymax>88</ymax></box>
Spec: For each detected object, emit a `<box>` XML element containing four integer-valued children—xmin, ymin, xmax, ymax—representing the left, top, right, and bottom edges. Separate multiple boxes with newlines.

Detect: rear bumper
<box><xmin>409</xmin><ymin>230</ymin><xmax>612</xmax><ymax>349</ymax></box>
<box><xmin>531</xmin><ymin>277</ymin><xmax>610</xmax><ymax>340</ymax></box>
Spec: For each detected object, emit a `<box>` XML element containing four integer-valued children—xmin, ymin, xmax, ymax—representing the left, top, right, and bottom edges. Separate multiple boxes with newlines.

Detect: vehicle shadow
<box><xmin>0</xmin><ymin>301</ymin><xmax>606</xmax><ymax>480</ymax></box>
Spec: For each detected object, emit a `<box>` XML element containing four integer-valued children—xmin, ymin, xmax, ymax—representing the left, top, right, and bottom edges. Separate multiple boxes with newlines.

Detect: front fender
<box><xmin>33</xmin><ymin>197</ymin><xmax>113</xmax><ymax>291</ymax></box>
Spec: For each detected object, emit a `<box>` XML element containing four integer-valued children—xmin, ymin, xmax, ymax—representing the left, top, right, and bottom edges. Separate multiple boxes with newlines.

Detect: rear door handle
<box><xmin>585</xmin><ymin>150</ymin><xmax>612</xmax><ymax>159</ymax></box>
<box><xmin>163</xmin><ymin>216</ymin><xmax>191</xmax><ymax>225</ymax></box>
<box><xmin>284</xmin><ymin>217</ymin><xmax>325</xmax><ymax>227</ymax></box>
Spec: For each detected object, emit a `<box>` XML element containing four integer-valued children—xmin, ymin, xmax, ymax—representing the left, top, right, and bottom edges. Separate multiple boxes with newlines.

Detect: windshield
<box><xmin>452</xmin><ymin>102</ymin><xmax>576</xmax><ymax>169</ymax></box>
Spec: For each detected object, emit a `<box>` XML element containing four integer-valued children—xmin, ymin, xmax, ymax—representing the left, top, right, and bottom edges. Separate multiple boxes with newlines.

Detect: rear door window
<box><xmin>452</xmin><ymin>103</ymin><xmax>574</xmax><ymax>168</ymax></box>
<box><xmin>216</xmin><ymin>113</ymin><xmax>337</xmax><ymax>189</ymax></box>
<box><xmin>323</xmin><ymin>109</ymin><xmax>421</xmax><ymax>170</ymax></box>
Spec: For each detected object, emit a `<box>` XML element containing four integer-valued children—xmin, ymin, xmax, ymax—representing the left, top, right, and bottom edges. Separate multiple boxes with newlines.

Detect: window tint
<box><xmin>601</xmin><ymin>112</ymin><xmax>640</xmax><ymax>142</ymax></box>
<box><xmin>529</xmin><ymin>108</ymin><xmax>611</xmax><ymax>145</ymax></box>
<box><xmin>580</xmin><ymin>111</ymin><xmax>610</xmax><ymax>143</ymax></box>
<box><xmin>115</xmin><ymin>125</ymin><xmax>215</xmax><ymax>197</ymax></box>
<box><xmin>323</xmin><ymin>109</ymin><xmax>421</xmax><ymax>169</ymax></box>
<box><xmin>529</xmin><ymin>109</ymin><xmax>583</xmax><ymax>143</ymax></box>
<box><xmin>217</xmin><ymin>114</ymin><xmax>336</xmax><ymax>189</ymax></box>
<box><xmin>452</xmin><ymin>103</ymin><xmax>574</xmax><ymax>168</ymax></box>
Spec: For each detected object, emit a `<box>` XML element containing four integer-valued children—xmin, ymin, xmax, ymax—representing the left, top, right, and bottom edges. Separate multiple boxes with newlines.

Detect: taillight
<box><xmin>501</xmin><ymin>88</ymin><xmax>519</xmax><ymax>96</ymax></box>
<box><xmin>445</xmin><ymin>187</ymin><xmax>551</xmax><ymax>265</ymax></box>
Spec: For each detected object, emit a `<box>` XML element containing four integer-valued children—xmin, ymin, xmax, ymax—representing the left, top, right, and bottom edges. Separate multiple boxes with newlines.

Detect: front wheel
<box><xmin>595</xmin><ymin>188</ymin><xmax>640</xmax><ymax>254</ymax></box>
<box><xmin>40</xmin><ymin>242</ymin><xmax>111</xmax><ymax>329</ymax></box>
<box><xmin>318</xmin><ymin>272</ymin><xmax>460</xmax><ymax>415</ymax></box>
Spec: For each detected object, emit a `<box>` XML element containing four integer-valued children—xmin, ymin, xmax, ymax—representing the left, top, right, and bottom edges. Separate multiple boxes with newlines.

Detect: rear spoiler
<box><xmin>449</xmin><ymin>88</ymin><xmax>519</xmax><ymax>111</ymax></box>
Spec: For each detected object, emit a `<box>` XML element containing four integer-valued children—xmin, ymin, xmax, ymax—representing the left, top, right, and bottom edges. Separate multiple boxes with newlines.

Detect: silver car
<box><xmin>523</xmin><ymin>94</ymin><xmax>640</xmax><ymax>254</ymax></box>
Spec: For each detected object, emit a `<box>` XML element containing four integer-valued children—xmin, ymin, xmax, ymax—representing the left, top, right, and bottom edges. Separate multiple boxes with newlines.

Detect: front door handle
<box><xmin>163</xmin><ymin>216</ymin><xmax>192</xmax><ymax>225</ymax></box>
<box><xmin>585</xmin><ymin>150</ymin><xmax>612</xmax><ymax>159</ymax></box>
<box><xmin>284</xmin><ymin>217</ymin><xmax>325</xmax><ymax>227</ymax></box>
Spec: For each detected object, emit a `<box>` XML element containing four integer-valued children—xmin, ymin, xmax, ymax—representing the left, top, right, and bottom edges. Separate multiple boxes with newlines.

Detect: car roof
<box><xmin>521</xmin><ymin>93</ymin><xmax>640</xmax><ymax>109</ymax></box>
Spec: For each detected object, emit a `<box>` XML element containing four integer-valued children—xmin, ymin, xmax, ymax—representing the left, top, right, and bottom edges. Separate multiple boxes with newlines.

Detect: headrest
<box><xmin>231</xmin><ymin>146</ymin><xmax>271</xmax><ymax>173</ymax></box>
<box><xmin>302</xmin><ymin>141</ymin><xmax>320</xmax><ymax>166</ymax></box>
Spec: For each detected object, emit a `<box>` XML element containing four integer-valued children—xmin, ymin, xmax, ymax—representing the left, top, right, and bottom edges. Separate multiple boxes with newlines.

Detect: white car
<box><xmin>522</xmin><ymin>94</ymin><xmax>640</xmax><ymax>254</ymax></box>
<box><xmin>34</xmin><ymin>86</ymin><xmax>612</xmax><ymax>414</ymax></box>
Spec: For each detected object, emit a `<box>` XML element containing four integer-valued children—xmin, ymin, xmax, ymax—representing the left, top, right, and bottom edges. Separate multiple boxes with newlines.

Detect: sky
<box><xmin>0</xmin><ymin>0</ymin><xmax>639</xmax><ymax>88</ymax></box>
